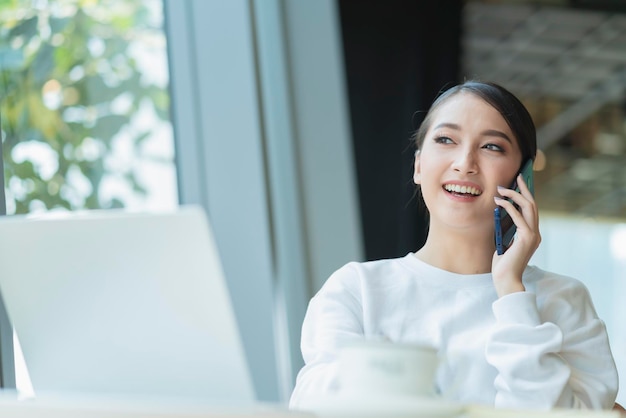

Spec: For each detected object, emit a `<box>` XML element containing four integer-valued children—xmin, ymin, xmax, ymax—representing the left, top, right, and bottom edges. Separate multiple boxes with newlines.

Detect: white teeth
<box><xmin>444</xmin><ymin>184</ymin><xmax>481</xmax><ymax>196</ymax></box>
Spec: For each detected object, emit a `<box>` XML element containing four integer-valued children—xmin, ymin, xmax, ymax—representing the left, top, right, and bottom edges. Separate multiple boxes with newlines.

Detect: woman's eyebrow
<box><xmin>482</xmin><ymin>129</ymin><xmax>512</xmax><ymax>143</ymax></box>
<box><xmin>432</xmin><ymin>122</ymin><xmax>460</xmax><ymax>131</ymax></box>
<box><xmin>432</xmin><ymin>123</ymin><xmax>513</xmax><ymax>144</ymax></box>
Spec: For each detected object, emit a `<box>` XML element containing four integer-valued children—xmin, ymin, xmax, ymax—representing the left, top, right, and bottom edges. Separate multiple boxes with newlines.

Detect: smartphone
<box><xmin>494</xmin><ymin>159</ymin><xmax>534</xmax><ymax>255</ymax></box>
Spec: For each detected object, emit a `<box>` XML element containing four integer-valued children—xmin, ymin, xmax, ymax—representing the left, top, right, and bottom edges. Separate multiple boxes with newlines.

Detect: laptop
<box><xmin>0</xmin><ymin>206</ymin><xmax>255</xmax><ymax>404</ymax></box>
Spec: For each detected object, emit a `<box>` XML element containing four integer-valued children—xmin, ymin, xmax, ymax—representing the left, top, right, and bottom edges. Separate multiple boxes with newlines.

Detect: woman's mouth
<box><xmin>443</xmin><ymin>184</ymin><xmax>482</xmax><ymax>197</ymax></box>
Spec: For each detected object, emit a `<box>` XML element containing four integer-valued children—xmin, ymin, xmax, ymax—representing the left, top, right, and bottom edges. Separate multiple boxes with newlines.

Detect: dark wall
<box><xmin>338</xmin><ymin>0</ymin><xmax>463</xmax><ymax>261</ymax></box>
<box><xmin>570</xmin><ymin>0</ymin><xmax>626</xmax><ymax>12</ymax></box>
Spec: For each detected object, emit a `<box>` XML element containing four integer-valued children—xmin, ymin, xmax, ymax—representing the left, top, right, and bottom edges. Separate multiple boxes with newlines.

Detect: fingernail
<box><xmin>497</xmin><ymin>185</ymin><xmax>506</xmax><ymax>191</ymax></box>
<box><xmin>494</xmin><ymin>196</ymin><xmax>503</xmax><ymax>201</ymax></box>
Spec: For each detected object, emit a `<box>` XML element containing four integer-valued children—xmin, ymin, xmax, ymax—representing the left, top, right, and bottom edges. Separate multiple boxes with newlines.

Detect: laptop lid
<box><xmin>0</xmin><ymin>206</ymin><xmax>255</xmax><ymax>402</ymax></box>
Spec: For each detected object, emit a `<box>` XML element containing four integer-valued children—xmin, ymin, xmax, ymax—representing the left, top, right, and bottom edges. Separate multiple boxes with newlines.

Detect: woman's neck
<box><xmin>415</xmin><ymin>226</ymin><xmax>495</xmax><ymax>275</ymax></box>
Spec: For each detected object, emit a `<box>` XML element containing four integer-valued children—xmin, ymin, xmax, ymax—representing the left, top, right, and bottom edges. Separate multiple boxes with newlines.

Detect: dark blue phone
<box><xmin>494</xmin><ymin>159</ymin><xmax>534</xmax><ymax>255</ymax></box>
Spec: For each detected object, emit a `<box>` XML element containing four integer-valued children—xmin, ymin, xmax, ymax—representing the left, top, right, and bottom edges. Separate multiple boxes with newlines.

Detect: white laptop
<box><xmin>0</xmin><ymin>206</ymin><xmax>255</xmax><ymax>404</ymax></box>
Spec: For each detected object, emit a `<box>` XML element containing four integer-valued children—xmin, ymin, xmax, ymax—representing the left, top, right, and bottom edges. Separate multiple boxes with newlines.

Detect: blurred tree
<box><xmin>0</xmin><ymin>0</ymin><xmax>170</xmax><ymax>214</ymax></box>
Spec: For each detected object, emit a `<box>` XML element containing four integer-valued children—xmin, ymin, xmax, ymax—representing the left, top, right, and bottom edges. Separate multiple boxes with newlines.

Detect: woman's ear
<box><xmin>413</xmin><ymin>150</ymin><xmax>421</xmax><ymax>185</ymax></box>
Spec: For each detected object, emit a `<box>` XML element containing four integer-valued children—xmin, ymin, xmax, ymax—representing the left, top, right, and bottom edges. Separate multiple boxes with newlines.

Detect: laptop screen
<box><xmin>0</xmin><ymin>206</ymin><xmax>255</xmax><ymax>403</ymax></box>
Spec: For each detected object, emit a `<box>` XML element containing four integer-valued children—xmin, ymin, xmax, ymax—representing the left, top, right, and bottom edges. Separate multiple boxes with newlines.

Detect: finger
<box><xmin>514</xmin><ymin>175</ymin><xmax>539</xmax><ymax>228</ymax></box>
<box><xmin>496</xmin><ymin>192</ymin><xmax>538</xmax><ymax>227</ymax></box>
<box><xmin>496</xmin><ymin>186</ymin><xmax>526</xmax><ymax>209</ymax></box>
<box><xmin>495</xmin><ymin>198</ymin><xmax>540</xmax><ymax>249</ymax></box>
<box><xmin>494</xmin><ymin>196</ymin><xmax>531</xmax><ymax>231</ymax></box>
<box><xmin>494</xmin><ymin>196</ymin><xmax>541</xmax><ymax>253</ymax></box>
<box><xmin>496</xmin><ymin>183</ymin><xmax>537</xmax><ymax>220</ymax></box>
<box><xmin>514</xmin><ymin>173</ymin><xmax>535</xmax><ymax>202</ymax></box>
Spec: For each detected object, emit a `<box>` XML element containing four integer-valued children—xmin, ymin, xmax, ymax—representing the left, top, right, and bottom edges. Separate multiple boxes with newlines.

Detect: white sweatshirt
<box><xmin>290</xmin><ymin>253</ymin><xmax>618</xmax><ymax>410</ymax></box>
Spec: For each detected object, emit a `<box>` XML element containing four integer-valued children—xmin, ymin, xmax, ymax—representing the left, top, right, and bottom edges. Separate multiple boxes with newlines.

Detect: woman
<box><xmin>289</xmin><ymin>81</ymin><xmax>618</xmax><ymax>410</ymax></box>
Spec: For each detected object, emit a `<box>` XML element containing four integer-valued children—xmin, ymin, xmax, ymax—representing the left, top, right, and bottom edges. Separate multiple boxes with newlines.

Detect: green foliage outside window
<box><xmin>0</xmin><ymin>0</ymin><xmax>171</xmax><ymax>214</ymax></box>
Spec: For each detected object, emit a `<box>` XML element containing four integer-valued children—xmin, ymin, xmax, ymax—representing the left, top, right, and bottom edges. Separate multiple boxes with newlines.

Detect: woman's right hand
<box><xmin>491</xmin><ymin>173</ymin><xmax>541</xmax><ymax>297</ymax></box>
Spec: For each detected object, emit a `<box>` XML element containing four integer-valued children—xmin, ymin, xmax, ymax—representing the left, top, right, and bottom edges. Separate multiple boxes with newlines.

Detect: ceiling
<box><xmin>463</xmin><ymin>1</ymin><xmax>626</xmax><ymax>219</ymax></box>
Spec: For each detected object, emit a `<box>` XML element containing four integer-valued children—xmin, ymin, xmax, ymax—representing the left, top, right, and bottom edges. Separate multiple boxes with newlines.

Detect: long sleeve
<box><xmin>486</xmin><ymin>284</ymin><xmax>618</xmax><ymax>410</ymax></box>
<box><xmin>289</xmin><ymin>255</ymin><xmax>619</xmax><ymax>411</ymax></box>
<box><xmin>289</xmin><ymin>264</ymin><xmax>364</xmax><ymax>409</ymax></box>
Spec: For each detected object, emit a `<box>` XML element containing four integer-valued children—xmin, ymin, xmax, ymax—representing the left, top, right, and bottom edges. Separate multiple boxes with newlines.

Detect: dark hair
<box><xmin>414</xmin><ymin>81</ymin><xmax>537</xmax><ymax>166</ymax></box>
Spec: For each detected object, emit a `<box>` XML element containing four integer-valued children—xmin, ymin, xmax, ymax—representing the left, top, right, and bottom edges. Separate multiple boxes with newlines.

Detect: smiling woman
<box><xmin>414</xmin><ymin>93</ymin><xmax>523</xmax><ymax>245</ymax></box>
<box><xmin>289</xmin><ymin>81</ymin><xmax>619</xmax><ymax>413</ymax></box>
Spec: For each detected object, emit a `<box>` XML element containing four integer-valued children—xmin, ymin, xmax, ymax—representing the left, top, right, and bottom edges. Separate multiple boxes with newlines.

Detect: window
<box><xmin>2</xmin><ymin>0</ymin><xmax>347</xmax><ymax>401</ymax></box>
<box><xmin>0</xmin><ymin>0</ymin><xmax>176</xmax><ymax>215</ymax></box>
<box><xmin>0</xmin><ymin>0</ymin><xmax>176</xmax><ymax>395</ymax></box>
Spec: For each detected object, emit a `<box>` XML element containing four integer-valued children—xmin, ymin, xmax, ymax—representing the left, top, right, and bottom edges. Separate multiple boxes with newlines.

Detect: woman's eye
<box><xmin>434</xmin><ymin>136</ymin><xmax>454</xmax><ymax>144</ymax></box>
<box><xmin>484</xmin><ymin>143</ymin><xmax>504</xmax><ymax>152</ymax></box>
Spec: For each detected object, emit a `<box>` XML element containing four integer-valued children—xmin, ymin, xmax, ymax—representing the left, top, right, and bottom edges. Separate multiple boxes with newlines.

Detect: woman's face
<box><xmin>414</xmin><ymin>92</ymin><xmax>523</xmax><ymax>232</ymax></box>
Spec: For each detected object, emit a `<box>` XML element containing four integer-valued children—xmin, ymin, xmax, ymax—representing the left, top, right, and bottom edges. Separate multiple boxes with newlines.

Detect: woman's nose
<box><xmin>452</xmin><ymin>150</ymin><xmax>478</xmax><ymax>174</ymax></box>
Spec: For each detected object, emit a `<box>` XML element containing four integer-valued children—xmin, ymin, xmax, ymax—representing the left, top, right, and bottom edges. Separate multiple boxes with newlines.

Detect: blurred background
<box><xmin>2</xmin><ymin>0</ymin><xmax>626</xmax><ymax>406</ymax></box>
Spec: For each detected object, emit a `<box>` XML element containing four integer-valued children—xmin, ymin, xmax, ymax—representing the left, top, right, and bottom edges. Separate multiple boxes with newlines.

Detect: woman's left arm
<box><xmin>485</xmin><ymin>279</ymin><xmax>618</xmax><ymax>410</ymax></box>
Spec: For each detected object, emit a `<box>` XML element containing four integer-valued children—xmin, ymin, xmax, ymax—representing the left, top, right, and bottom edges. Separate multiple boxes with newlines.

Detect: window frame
<box><xmin>0</xmin><ymin>110</ymin><xmax>15</xmax><ymax>387</ymax></box>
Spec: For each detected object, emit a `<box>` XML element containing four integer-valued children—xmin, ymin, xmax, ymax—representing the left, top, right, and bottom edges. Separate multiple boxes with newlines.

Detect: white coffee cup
<box><xmin>337</xmin><ymin>340</ymin><xmax>439</xmax><ymax>398</ymax></box>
